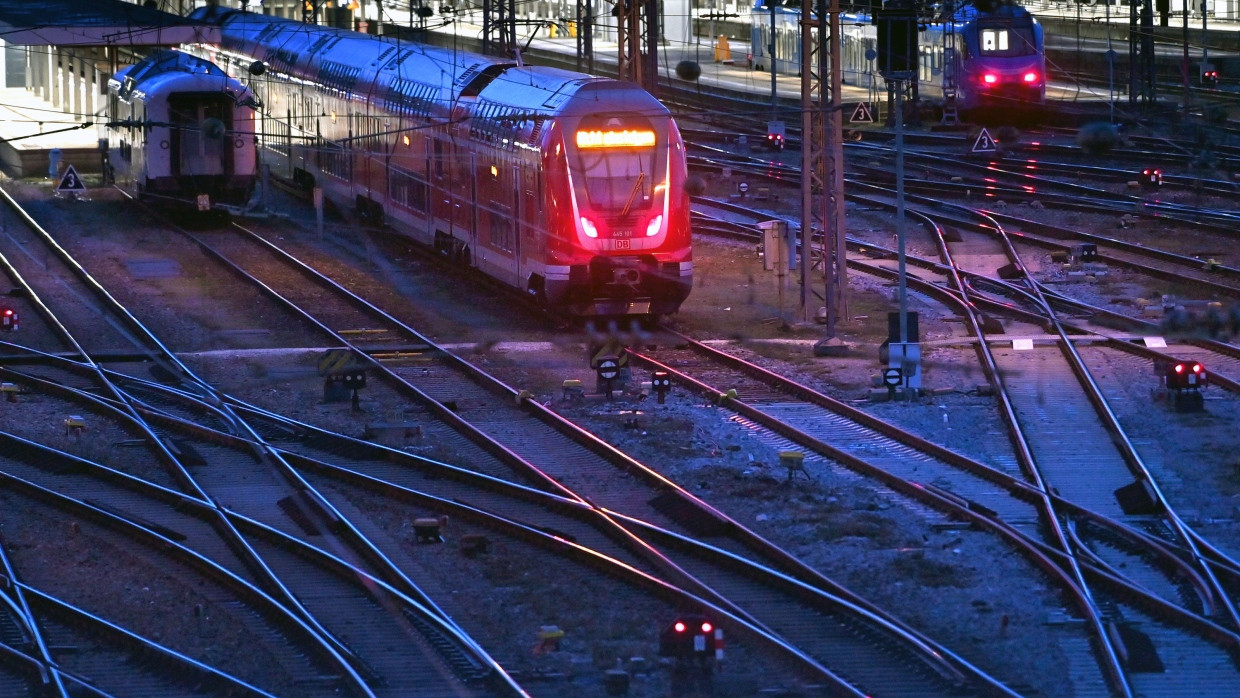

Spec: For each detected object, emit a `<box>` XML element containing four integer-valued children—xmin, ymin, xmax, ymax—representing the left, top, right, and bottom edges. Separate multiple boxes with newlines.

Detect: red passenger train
<box><xmin>188</xmin><ymin>8</ymin><xmax>693</xmax><ymax>318</ymax></box>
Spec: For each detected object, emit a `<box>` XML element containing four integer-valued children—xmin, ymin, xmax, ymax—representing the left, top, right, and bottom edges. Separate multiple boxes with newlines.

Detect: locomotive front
<box><xmin>106</xmin><ymin>49</ymin><xmax>257</xmax><ymax>212</ymax></box>
<box><xmin>543</xmin><ymin>84</ymin><xmax>693</xmax><ymax>318</ymax></box>
<box><xmin>959</xmin><ymin>6</ymin><xmax>1046</xmax><ymax>109</ymax></box>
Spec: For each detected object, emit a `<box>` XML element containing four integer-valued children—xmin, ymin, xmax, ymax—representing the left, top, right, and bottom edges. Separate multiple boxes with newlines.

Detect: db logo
<box><xmin>615</xmin><ymin>239</ymin><xmax>630</xmax><ymax>250</ymax></box>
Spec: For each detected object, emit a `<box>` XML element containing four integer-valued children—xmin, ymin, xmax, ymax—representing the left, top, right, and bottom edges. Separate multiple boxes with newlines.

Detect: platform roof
<box><xmin>0</xmin><ymin>0</ymin><xmax>218</xmax><ymax>47</ymax></box>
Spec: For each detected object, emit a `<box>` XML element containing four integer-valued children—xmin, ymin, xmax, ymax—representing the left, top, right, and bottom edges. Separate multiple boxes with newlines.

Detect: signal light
<box><xmin>1141</xmin><ymin>168</ymin><xmax>1162</xmax><ymax>189</ymax></box>
<box><xmin>659</xmin><ymin>615</ymin><xmax>720</xmax><ymax>658</ymax></box>
<box><xmin>0</xmin><ymin>307</ymin><xmax>15</xmax><ymax>331</ymax></box>
<box><xmin>1165</xmin><ymin>360</ymin><xmax>1207</xmax><ymax>391</ymax></box>
<box><xmin>1202</xmin><ymin>69</ymin><xmax>1219</xmax><ymax>87</ymax></box>
<box><xmin>652</xmin><ymin>370</ymin><xmax>671</xmax><ymax>403</ymax></box>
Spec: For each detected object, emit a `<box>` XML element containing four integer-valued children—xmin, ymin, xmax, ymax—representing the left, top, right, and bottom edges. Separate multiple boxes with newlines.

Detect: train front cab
<box><xmin>539</xmin><ymin>105</ymin><xmax>692</xmax><ymax>318</ymax></box>
<box><xmin>957</xmin><ymin>13</ymin><xmax>1045</xmax><ymax>111</ymax></box>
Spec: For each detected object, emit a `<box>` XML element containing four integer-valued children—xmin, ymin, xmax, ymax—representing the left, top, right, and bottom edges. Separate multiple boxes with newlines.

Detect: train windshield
<box><xmin>976</xmin><ymin>22</ymin><xmax>1038</xmax><ymax>57</ymax></box>
<box><xmin>573</xmin><ymin>116</ymin><xmax>662</xmax><ymax>212</ymax></box>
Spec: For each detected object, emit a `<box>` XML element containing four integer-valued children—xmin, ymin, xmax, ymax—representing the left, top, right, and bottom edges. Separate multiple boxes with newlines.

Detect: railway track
<box><xmin>0</xmin><ymin>183</ymin><xmax>1030</xmax><ymax>694</ymax></box>
<box><xmin>195</xmin><ymin>212</ymin><xmax>1020</xmax><ymax>694</ymax></box>
<box><xmin>0</xmin><ymin>185</ymin><xmax>521</xmax><ymax>696</ymax></box>
<box><xmin>688</xmin><ymin>184</ymin><xmax>1240</xmax><ymax>694</ymax></box>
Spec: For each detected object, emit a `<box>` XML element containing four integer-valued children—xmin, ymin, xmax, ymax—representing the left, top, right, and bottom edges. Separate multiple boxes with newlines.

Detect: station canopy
<box><xmin>0</xmin><ymin>0</ymin><xmax>218</xmax><ymax>46</ymax></box>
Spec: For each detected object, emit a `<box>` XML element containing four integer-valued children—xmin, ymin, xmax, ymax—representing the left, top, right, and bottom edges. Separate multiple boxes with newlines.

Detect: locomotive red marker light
<box><xmin>983</xmin><ymin>73</ymin><xmax>998</xmax><ymax>84</ymax></box>
<box><xmin>1174</xmin><ymin>364</ymin><xmax>1185</xmax><ymax>374</ymax></box>
<box><xmin>700</xmin><ymin>622</ymin><xmax>712</xmax><ymax>633</ymax></box>
<box><xmin>575</xmin><ymin>129</ymin><xmax>656</xmax><ymax>149</ymax></box>
<box><xmin>1023</xmin><ymin>71</ymin><xmax>1039</xmax><ymax>83</ymax></box>
<box><xmin>674</xmin><ymin>621</ymin><xmax>686</xmax><ymax>633</ymax></box>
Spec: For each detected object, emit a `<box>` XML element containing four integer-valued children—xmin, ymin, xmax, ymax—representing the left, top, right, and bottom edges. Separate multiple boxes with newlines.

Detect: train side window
<box><xmin>433</xmin><ymin>138</ymin><xmax>445</xmax><ymax>178</ymax></box>
<box><xmin>389</xmin><ymin>165</ymin><xmax>428</xmax><ymax>212</ymax></box>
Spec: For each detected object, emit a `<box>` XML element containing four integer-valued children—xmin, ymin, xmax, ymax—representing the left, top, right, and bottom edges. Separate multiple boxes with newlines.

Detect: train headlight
<box><xmin>645</xmin><ymin>214</ymin><xmax>663</xmax><ymax>237</ymax></box>
<box><xmin>580</xmin><ymin>216</ymin><xmax>599</xmax><ymax>238</ymax></box>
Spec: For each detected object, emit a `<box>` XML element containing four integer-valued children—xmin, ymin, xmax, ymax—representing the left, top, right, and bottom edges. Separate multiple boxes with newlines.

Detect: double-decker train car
<box><xmin>752</xmin><ymin>0</ymin><xmax>1045</xmax><ymax>113</ymax></box>
<box><xmin>188</xmin><ymin>7</ymin><xmax>693</xmax><ymax>319</ymax></box>
<box><xmin>104</xmin><ymin>49</ymin><xmax>259</xmax><ymax>212</ymax></box>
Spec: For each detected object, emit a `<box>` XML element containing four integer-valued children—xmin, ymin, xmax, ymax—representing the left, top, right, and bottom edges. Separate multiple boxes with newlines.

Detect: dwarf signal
<box><xmin>0</xmin><ymin>307</ymin><xmax>16</xmax><ymax>331</ymax></box>
<box><xmin>1165</xmin><ymin>361</ymin><xmax>1206</xmax><ymax>391</ymax></box>
<box><xmin>1141</xmin><ymin>168</ymin><xmax>1162</xmax><ymax>190</ymax></box>
<box><xmin>659</xmin><ymin>615</ymin><xmax>723</xmax><ymax>661</ymax></box>
<box><xmin>1164</xmin><ymin>360</ymin><xmax>1206</xmax><ymax>413</ymax></box>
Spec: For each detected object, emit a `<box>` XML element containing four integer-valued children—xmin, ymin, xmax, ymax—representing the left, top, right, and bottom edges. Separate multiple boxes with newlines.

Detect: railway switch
<box><xmin>562</xmin><ymin>379</ymin><xmax>585</xmax><ymax>401</ymax></box>
<box><xmin>412</xmin><ymin>515</ymin><xmax>447</xmax><ymax>544</ymax></box>
<box><xmin>652</xmin><ymin>370</ymin><xmax>671</xmax><ymax>403</ymax></box>
<box><xmin>1</xmin><ymin>307</ymin><xmax>16</xmax><ymax>331</ymax></box>
<box><xmin>780</xmin><ymin>451</ymin><xmax>811</xmax><ymax>482</ymax></box>
<box><xmin>1140</xmin><ymin>168</ymin><xmax>1162</xmax><ymax>190</ymax></box>
<box><xmin>64</xmin><ymin>415</ymin><xmax>86</xmax><ymax>437</ymax></box>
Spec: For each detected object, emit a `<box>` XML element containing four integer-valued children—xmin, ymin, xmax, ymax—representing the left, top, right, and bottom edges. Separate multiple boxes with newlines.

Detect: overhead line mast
<box><xmin>801</xmin><ymin>0</ymin><xmax>848</xmax><ymax>344</ymax></box>
<box><xmin>615</xmin><ymin>0</ymin><xmax>660</xmax><ymax>95</ymax></box>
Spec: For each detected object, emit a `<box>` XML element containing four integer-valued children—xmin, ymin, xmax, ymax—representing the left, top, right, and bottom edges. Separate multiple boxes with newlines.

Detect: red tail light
<box><xmin>1023</xmin><ymin>71</ymin><xmax>1039</xmax><ymax>83</ymax></box>
<box><xmin>982</xmin><ymin>73</ymin><xmax>998</xmax><ymax>85</ymax></box>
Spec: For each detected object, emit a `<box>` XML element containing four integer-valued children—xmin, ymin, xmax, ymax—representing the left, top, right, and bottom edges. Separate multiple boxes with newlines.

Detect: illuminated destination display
<box><xmin>575</xmin><ymin>129</ymin><xmax>656</xmax><ymax>149</ymax></box>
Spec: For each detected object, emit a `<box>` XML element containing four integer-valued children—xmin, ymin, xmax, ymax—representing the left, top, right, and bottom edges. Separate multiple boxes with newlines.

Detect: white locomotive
<box><xmin>105</xmin><ymin>49</ymin><xmax>258</xmax><ymax>213</ymax></box>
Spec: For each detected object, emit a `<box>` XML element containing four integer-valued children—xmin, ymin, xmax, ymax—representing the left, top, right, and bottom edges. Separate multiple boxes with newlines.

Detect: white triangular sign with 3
<box><xmin>57</xmin><ymin>164</ymin><xmax>87</xmax><ymax>192</ymax></box>
<box><xmin>972</xmin><ymin>128</ymin><xmax>997</xmax><ymax>153</ymax></box>
<box><xmin>850</xmin><ymin>102</ymin><xmax>874</xmax><ymax>123</ymax></box>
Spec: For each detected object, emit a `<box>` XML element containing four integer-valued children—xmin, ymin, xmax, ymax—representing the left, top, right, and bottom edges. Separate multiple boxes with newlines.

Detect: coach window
<box><xmin>980</xmin><ymin>28</ymin><xmax>1006</xmax><ymax>53</ymax></box>
<box><xmin>169</xmin><ymin>97</ymin><xmax>225</xmax><ymax>176</ymax></box>
<box><xmin>389</xmin><ymin>166</ymin><xmax>428</xmax><ymax>212</ymax></box>
<box><xmin>978</xmin><ymin>23</ymin><xmax>1035</xmax><ymax>56</ymax></box>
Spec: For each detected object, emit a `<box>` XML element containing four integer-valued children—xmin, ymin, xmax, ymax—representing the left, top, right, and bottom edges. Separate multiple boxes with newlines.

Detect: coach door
<box><xmin>169</xmin><ymin>95</ymin><xmax>228</xmax><ymax>177</ymax></box>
